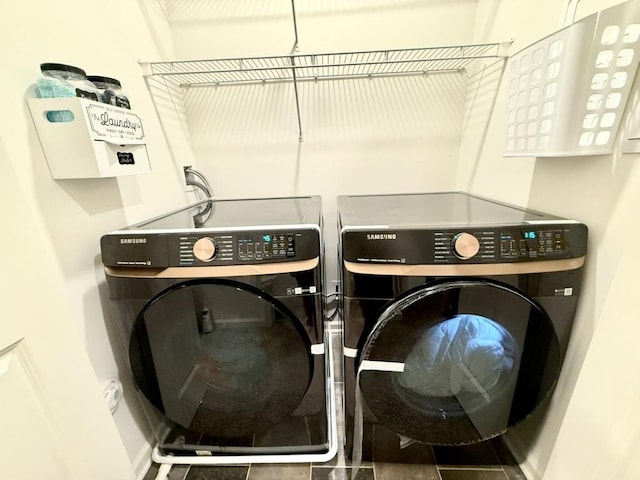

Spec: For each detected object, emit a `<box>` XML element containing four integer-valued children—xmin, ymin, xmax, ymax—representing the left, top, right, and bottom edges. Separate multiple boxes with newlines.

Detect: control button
<box><xmin>452</xmin><ymin>233</ymin><xmax>480</xmax><ymax>260</ymax></box>
<box><xmin>193</xmin><ymin>237</ymin><xmax>216</xmax><ymax>262</ymax></box>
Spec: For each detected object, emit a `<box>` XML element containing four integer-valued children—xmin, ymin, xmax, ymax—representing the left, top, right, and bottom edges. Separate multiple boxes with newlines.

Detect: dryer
<box><xmin>338</xmin><ymin>192</ymin><xmax>587</xmax><ymax>461</ymax></box>
<box><xmin>101</xmin><ymin>196</ymin><xmax>336</xmax><ymax>464</ymax></box>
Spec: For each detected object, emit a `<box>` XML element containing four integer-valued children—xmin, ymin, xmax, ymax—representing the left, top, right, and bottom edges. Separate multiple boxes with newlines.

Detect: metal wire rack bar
<box><xmin>142</xmin><ymin>43</ymin><xmax>508</xmax><ymax>87</ymax></box>
<box><xmin>140</xmin><ymin>42</ymin><xmax>510</xmax><ymax>142</ymax></box>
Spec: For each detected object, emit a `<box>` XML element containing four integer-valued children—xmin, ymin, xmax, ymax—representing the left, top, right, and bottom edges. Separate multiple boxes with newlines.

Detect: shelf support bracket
<box><xmin>290</xmin><ymin>56</ymin><xmax>303</xmax><ymax>142</ymax></box>
<box><xmin>291</xmin><ymin>0</ymin><xmax>300</xmax><ymax>53</ymax></box>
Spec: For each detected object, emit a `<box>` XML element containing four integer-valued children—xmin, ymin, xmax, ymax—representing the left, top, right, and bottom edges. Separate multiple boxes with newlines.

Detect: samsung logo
<box><xmin>366</xmin><ymin>233</ymin><xmax>397</xmax><ymax>240</ymax></box>
<box><xmin>120</xmin><ymin>238</ymin><xmax>147</xmax><ymax>244</ymax></box>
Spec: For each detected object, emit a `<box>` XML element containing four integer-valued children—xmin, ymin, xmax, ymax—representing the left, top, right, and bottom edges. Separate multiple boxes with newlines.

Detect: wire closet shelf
<box><xmin>141</xmin><ymin>43</ymin><xmax>509</xmax><ymax>87</ymax></box>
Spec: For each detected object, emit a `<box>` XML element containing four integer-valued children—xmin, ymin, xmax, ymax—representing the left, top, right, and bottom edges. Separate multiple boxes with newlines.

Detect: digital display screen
<box><xmin>523</xmin><ymin>231</ymin><xmax>536</xmax><ymax>239</ymax></box>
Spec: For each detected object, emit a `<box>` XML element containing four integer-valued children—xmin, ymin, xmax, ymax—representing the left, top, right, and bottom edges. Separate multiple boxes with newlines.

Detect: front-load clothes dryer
<box><xmin>338</xmin><ymin>192</ymin><xmax>587</xmax><ymax>462</ymax></box>
<box><xmin>101</xmin><ymin>196</ymin><xmax>336</xmax><ymax>465</ymax></box>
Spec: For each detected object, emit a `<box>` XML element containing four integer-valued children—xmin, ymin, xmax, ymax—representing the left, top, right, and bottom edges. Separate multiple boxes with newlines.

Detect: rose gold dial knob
<box><xmin>193</xmin><ymin>237</ymin><xmax>216</xmax><ymax>262</ymax></box>
<box><xmin>452</xmin><ymin>233</ymin><xmax>480</xmax><ymax>260</ymax></box>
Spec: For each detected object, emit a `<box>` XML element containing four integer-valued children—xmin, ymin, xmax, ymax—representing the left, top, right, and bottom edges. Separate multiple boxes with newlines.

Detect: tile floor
<box><xmin>143</xmin><ymin>438</ymin><xmax>526</xmax><ymax>480</ymax></box>
<box><xmin>142</xmin><ymin>324</ymin><xmax>527</xmax><ymax>480</ymax></box>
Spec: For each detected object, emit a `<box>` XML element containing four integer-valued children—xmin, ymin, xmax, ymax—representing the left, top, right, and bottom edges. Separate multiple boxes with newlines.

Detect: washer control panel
<box><xmin>342</xmin><ymin>223</ymin><xmax>587</xmax><ymax>265</ymax></box>
<box><xmin>177</xmin><ymin>232</ymin><xmax>297</xmax><ymax>265</ymax></box>
<box><xmin>100</xmin><ymin>229</ymin><xmax>319</xmax><ymax>268</ymax></box>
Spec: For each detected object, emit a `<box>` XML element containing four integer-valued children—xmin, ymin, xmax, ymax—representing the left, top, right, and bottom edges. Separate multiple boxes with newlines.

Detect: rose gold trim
<box><xmin>105</xmin><ymin>257</ymin><xmax>319</xmax><ymax>279</ymax></box>
<box><xmin>344</xmin><ymin>256</ymin><xmax>585</xmax><ymax>276</ymax></box>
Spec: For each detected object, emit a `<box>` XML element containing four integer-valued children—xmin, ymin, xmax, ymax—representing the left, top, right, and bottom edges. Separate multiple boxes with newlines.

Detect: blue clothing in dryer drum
<box><xmin>398</xmin><ymin>314</ymin><xmax>516</xmax><ymax>398</ymax></box>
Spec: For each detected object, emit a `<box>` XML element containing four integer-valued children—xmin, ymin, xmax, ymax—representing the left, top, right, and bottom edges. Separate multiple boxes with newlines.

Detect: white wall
<box><xmin>0</xmin><ymin>0</ymin><xmax>189</xmax><ymax>477</ymax></box>
<box><xmin>0</xmin><ymin>143</ymin><xmax>135</xmax><ymax>480</ymax></box>
<box><xmin>463</xmin><ymin>0</ymin><xmax>640</xmax><ymax>478</ymax></box>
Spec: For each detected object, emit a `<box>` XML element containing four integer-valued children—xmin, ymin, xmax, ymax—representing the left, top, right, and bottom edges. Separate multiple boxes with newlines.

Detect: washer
<box><xmin>101</xmin><ymin>196</ymin><xmax>336</xmax><ymax>464</ymax></box>
<box><xmin>338</xmin><ymin>192</ymin><xmax>587</xmax><ymax>461</ymax></box>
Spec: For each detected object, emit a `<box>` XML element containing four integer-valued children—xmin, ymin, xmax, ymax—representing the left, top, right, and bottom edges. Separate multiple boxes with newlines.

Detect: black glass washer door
<box><xmin>357</xmin><ymin>279</ymin><xmax>560</xmax><ymax>445</ymax></box>
<box><xmin>130</xmin><ymin>278</ymin><xmax>313</xmax><ymax>439</ymax></box>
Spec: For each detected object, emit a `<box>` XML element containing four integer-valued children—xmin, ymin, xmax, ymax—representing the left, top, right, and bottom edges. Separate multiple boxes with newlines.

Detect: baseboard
<box><xmin>502</xmin><ymin>434</ymin><xmax>542</xmax><ymax>480</ymax></box>
<box><xmin>134</xmin><ymin>441</ymin><xmax>154</xmax><ymax>480</ymax></box>
<box><xmin>519</xmin><ymin>461</ymin><xmax>541</xmax><ymax>480</ymax></box>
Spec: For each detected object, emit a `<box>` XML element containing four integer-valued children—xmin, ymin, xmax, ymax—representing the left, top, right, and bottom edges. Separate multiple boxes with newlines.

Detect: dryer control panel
<box><xmin>342</xmin><ymin>223</ymin><xmax>587</xmax><ymax>265</ymax></box>
<box><xmin>433</xmin><ymin>227</ymin><xmax>568</xmax><ymax>263</ymax></box>
<box><xmin>100</xmin><ymin>229</ymin><xmax>320</xmax><ymax>268</ymax></box>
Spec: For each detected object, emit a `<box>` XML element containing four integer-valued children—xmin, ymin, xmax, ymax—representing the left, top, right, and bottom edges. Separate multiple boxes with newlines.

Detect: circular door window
<box><xmin>130</xmin><ymin>278</ymin><xmax>312</xmax><ymax>438</ymax></box>
<box><xmin>357</xmin><ymin>279</ymin><xmax>560</xmax><ymax>445</ymax></box>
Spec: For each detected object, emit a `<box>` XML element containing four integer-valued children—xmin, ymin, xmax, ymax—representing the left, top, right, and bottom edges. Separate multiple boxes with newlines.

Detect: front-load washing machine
<box><xmin>101</xmin><ymin>196</ymin><xmax>336</xmax><ymax>465</ymax></box>
<box><xmin>338</xmin><ymin>192</ymin><xmax>587</xmax><ymax>461</ymax></box>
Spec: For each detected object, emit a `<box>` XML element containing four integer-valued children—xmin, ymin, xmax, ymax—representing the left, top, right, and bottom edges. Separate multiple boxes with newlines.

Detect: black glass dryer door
<box><xmin>130</xmin><ymin>278</ymin><xmax>313</xmax><ymax>439</ymax></box>
<box><xmin>357</xmin><ymin>279</ymin><xmax>560</xmax><ymax>445</ymax></box>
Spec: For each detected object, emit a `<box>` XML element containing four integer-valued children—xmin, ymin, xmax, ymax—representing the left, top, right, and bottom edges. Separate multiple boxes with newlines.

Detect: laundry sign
<box><xmin>84</xmin><ymin>101</ymin><xmax>145</xmax><ymax>142</ymax></box>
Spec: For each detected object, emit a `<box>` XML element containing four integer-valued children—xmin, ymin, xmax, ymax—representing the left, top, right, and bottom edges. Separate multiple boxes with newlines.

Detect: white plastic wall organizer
<box><xmin>505</xmin><ymin>1</ymin><xmax>640</xmax><ymax>157</ymax></box>
<box><xmin>28</xmin><ymin>97</ymin><xmax>151</xmax><ymax>179</ymax></box>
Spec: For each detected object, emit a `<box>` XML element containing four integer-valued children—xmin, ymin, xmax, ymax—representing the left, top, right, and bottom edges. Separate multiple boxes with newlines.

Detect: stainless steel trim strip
<box><xmin>526</xmin><ymin>220</ymin><xmax>580</xmax><ymax>224</ymax></box>
<box><xmin>105</xmin><ymin>223</ymin><xmax>321</xmax><ymax>236</ymax></box>
<box><xmin>344</xmin><ymin>256</ymin><xmax>585</xmax><ymax>276</ymax></box>
<box><xmin>340</xmin><ymin>225</ymin><xmax>392</xmax><ymax>234</ymax></box>
<box><xmin>105</xmin><ymin>257</ymin><xmax>319</xmax><ymax>278</ymax></box>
